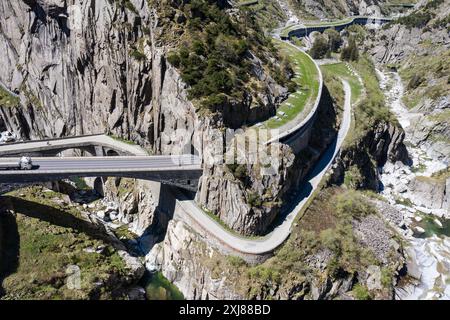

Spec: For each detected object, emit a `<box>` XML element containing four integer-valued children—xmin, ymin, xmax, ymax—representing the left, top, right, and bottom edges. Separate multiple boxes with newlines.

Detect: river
<box><xmin>377</xmin><ymin>69</ymin><xmax>450</xmax><ymax>300</ymax></box>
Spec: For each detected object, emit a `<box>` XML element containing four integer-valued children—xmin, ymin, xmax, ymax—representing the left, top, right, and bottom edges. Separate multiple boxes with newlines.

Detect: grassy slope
<box><xmin>262</xmin><ymin>40</ymin><xmax>320</xmax><ymax>129</ymax></box>
<box><xmin>144</xmin><ymin>272</ymin><xmax>184</xmax><ymax>300</ymax></box>
<box><xmin>345</xmin><ymin>55</ymin><xmax>396</xmax><ymax>146</ymax></box>
<box><xmin>236</xmin><ymin>0</ymin><xmax>286</xmax><ymax>30</ymax></box>
<box><xmin>0</xmin><ymin>186</ymin><xmax>129</xmax><ymax>300</ymax></box>
<box><xmin>321</xmin><ymin>63</ymin><xmax>364</xmax><ymax>104</ymax></box>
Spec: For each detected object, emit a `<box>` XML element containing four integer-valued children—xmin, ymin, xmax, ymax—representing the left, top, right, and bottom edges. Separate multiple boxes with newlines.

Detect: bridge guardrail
<box><xmin>281</xmin><ymin>16</ymin><xmax>393</xmax><ymax>40</ymax></box>
<box><xmin>0</xmin><ymin>133</ymin><xmax>106</xmax><ymax>146</ymax></box>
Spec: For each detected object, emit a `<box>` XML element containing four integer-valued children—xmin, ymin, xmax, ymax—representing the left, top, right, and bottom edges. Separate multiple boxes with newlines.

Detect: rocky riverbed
<box><xmin>377</xmin><ymin>69</ymin><xmax>450</xmax><ymax>300</ymax></box>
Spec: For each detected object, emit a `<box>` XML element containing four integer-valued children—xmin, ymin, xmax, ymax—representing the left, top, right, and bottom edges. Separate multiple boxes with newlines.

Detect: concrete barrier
<box><xmin>281</xmin><ymin>16</ymin><xmax>392</xmax><ymax>40</ymax></box>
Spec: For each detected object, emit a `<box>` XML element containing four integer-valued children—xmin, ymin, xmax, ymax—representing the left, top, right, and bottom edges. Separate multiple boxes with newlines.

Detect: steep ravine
<box><xmin>377</xmin><ymin>69</ymin><xmax>450</xmax><ymax>299</ymax></box>
<box><xmin>0</xmin><ymin>0</ymin><xmax>314</xmax><ymax>237</ymax></box>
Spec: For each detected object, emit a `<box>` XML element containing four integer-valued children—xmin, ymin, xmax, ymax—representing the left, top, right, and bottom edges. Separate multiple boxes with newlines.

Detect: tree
<box><xmin>341</xmin><ymin>36</ymin><xmax>359</xmax><ymax>61</ymax></box>
<box><xmin>325</xmin><ymin>29</ymin><xmax>342</xmax><ymax>52</ymax></box>
<box><xmin>309</xmin><ymin>34</ymin><xmax>329</xmax><ymax>59</ymax></box>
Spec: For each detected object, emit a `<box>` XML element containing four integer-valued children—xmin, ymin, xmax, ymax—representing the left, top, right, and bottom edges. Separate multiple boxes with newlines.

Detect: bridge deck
<box><xmin>0</xmin><ymin>155</ymin><xmax>201</xmax><ymax>174</ymax></box>
<box><xmin>0</xmin><ymin>134</ymin><xmax>148</xmax><ymax>156</ymax></box>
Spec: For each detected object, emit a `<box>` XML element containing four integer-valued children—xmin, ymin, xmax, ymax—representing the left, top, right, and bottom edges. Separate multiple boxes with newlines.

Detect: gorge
<box><xmin>0</xmin><ymin>0</ymin><xmax>449</xmax><ymax>301</ymax></box>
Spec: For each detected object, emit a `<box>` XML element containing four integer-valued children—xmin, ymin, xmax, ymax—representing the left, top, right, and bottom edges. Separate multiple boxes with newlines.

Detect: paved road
<box><xmin>0</xmin><ymin>155</ymin><xmax>201</xmax><ymax>175</ymax></box>
<box><xmin>173</xmin><ymin>80</ymin><xmax>353</xmax><ymax>255</ymax></box>
<box><xmin>0</xmin><ymin>134</ymin><xmax>148</xmax><ymax>156</ymax></box>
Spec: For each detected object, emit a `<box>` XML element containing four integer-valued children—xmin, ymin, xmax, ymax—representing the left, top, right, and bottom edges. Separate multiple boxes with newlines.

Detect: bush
<box><xmin>381</xmin><ymin>267</ymin><xmax>393</xmax><ymax>288</ymax></box>
<box><xmin>335</xmin><ymin>190</ymin><xmax>377</xmax><ymax>220</ymax></box>
<box><xmin>395</xmin><ymin>11</ymin><xmax>432</xmax><ymax>29</ymax></box>
<box><xmin>247</xmin><ymin>192</ymin><xmax>263</xmax><ymax>208</ymax></box>
<box><xmin>352</xmin><ymin>284</ymin><xmax>372</xmax><ymax>300</ymax></box>
<box><xmin>167</xmin><ymin>53</ymin><xmax>181</xmax><ymax>68</ymax></box>
<box><xmin>227</xmin><ymin>164</ymin><xmax>248</xmax><ymax>182</ymax></box>
<box><xmin>130</xmin><ymin>49</ymin><xmax>146</xmax><ymax>61</ymax></box>
<box><xmin>247</xmin><ymin>266</ymin><xmax>281</xmax><ymax>284</ymax></box>
<box><xmin>344</xmin><ymin>166</ymin><xmax>364</xmax><ymax>189</ymax></box>
<box><xmin>226</xmin><ymin>256</ymin><xmax>246</xmax><ymax>268</ymax></box>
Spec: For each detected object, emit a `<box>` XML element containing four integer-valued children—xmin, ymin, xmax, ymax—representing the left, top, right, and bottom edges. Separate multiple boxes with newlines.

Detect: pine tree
<box><xmin>341</xmin><ymin>36</ymin><xmax>359</xmax><ymax>61</ymax></box>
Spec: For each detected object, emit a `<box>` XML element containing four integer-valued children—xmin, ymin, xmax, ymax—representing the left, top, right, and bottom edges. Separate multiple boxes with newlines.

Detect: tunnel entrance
<box><xmin>106</xmin><ymin>149</ymin><xmax>120</xmax><ymax>157</ymax></box>
<box><xmin>93</xmin><ymin>177</ymin><xmax>104</xmax><ymax>197</ymax></box>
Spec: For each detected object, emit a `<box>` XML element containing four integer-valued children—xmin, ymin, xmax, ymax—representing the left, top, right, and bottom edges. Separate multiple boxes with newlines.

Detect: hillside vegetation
<box><xmin>158</xmin><ymin>0</ymin><xmax>292</xmax><ymax>116</ymax></box>
<box><xmin>198</xmin><ymin>188</ymin><xmax>402</xmax><ymax>300</ymax></box>
<box><xmin>0</xmin><ymin>187</ymin><xmax>137</xmax><ymax>300</ymax></box>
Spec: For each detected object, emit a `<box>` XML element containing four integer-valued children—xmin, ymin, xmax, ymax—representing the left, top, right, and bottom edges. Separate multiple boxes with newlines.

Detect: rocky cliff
<box><xmin>0</xmin><ymin>0</ymin><xmax>299</xmax><ymax>236</ymax></box>
<box><xmin>147</xmin><ymin>188</ymin><xmax>405</xmax><ymax>300</ymax></box>
<box><xmin>287</xmin><ymin>0</ymin><xmax>393</xmax><ymax>19</ymax></box>
<box><xmin>367</xmin><ymin>0</ymin><xmax>450</xmax><ymax>163</ymax></box>
<box><xmin>332</xmin><ymin>120</ymin><xmax>410</xmax><ymax>190</ymax></box>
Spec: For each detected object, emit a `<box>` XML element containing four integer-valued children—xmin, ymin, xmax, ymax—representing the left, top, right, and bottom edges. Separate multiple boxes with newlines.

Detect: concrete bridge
<box><xmin>0</xmin><ymin>134</ymin><xmax>148</xmax><ymax>157</ymax></box>
<box><xmin>0</xmin><ymin>155</ymin><xmax>202</xmax><ymax>192</ymax></box>
<box><xmin>281</xmin><ymin>16</ymin><xmax>393</xmax><ymax>40</ymax></box>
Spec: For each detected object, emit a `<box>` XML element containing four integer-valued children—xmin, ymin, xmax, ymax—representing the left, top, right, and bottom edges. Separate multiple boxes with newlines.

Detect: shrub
<box><xmin>247</xmin><ymin>192</ymin><xmax>263</xmax><ymax>208</ymax></box>
<box><xmin>395</xmin><ymin>11</ymin><xmax>432</xmax><ymax>29</ymax></box>
<box><xmin>167</xmin><ymin>53</ymin><xmax>181</xmax><ymax>68</ymax></box>
<box><xmin>335</xmin><ymin>190</ymin><xmax>377</xmax><ymax>220</ymax></box>
<box><xmin>381</xmin><ymin>267</ymin><xmax>393</xmax><ymax>288</ymax></box>
<box><xmin>227</xmin><ymin>256</ymin><xmax>246</xmax><ymax>268</ymax></box>
<box><xmin>130</xmin><ymin>49</ymin><xmax>146</xmax><ymax>61</ymax></box>
<box><xmin>247</xmin><ymin>266</ymin><xmax>281</xmax><ymax>284</ymax></box>
<box><xmin>344</xmin><ymin>166</ymin><xmax>364</xmax><ymax>189</ymax></box>
<box><xmin>227</xmin><ymin>164</ymin><xmax>248</xmax><ymax>181</ymax></box>
<box><xmin>352</xmin><ymin>284</ymin><xmax>372</xmax><ymax>300</ymax></box>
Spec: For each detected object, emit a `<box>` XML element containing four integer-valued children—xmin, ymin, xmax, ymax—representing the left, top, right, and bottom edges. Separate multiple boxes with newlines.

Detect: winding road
<box><xmin>173</xmin><ymin>79</ymin><xmax>353</xmax><ymax>255</ymax></box>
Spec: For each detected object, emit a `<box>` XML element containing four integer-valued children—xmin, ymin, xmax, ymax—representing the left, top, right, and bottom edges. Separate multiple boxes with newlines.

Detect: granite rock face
<box><xmin>0</xmin><ymin>0</ymin><xmax>293</xmax><ymax>236</ymax></box>
<box><xmin>289</xmin><ymin>0</ymin><xmax>386</xmax><ymax>19</ymax></box>
<box><xmin>367</xmin><ymin>2</ymin><xmax>450</xmax><ymax>163</ymax></box>
<box><xmin>332</xmin><ymin>120</ymin><xmax>410</xmax><ymax>190</ymax></box>
<box><xmin>146</xmin><ymin>219</ymin><xmax>244</xmax><ymax>300</ymax></box>
<box><xmin>408</xmin><ymin>177</ymin><xmax>450</xmax><ymax>213</ymax></box>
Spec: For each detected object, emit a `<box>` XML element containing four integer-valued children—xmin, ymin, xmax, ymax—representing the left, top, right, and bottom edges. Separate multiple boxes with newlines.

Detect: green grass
<box><xmin>260</xmin><ymin>40</ymin><xmax>320</xmax><ymax>129</ymax></box>
<box><xmin>0</xmin><ymin>186</ymin><xmax>130</xmax><ymax>300</ymax></box>
<box><xmin>144</xmin><ymin>272</ymin><xmax>184</xmax><ymax>300</ymax></box>
<box><xmin>399</xmin><ymin>49</ymin><xmax>450</xmax><ymax>111</ymax></box>
<box><xmin>352</xmin><ymin>284</ymin><xmax>372</xmax><ymax>300</ymax></box>
<box><xmin>321</xmin><ymin>63</ymin><xmax>364</xmax><ymax>104</ymax></box>
<box><xmin>0</xmin><ymin>86</ymin><xmax>20</xmax><ymax>108</ymax></box>
<box><xmin>236</xmin><ymin>0</ymin><xmax>259</xmax><ymax>6</ymax></box>
<box><xmin>344</xmin><ymin>55</ymin><xmax>395</xmax><ymax>145</ymax></box>
<box><xmin>69</xmin><ymin>177</ymin><xmax>91</xmax><ymax>190</ymax></box>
